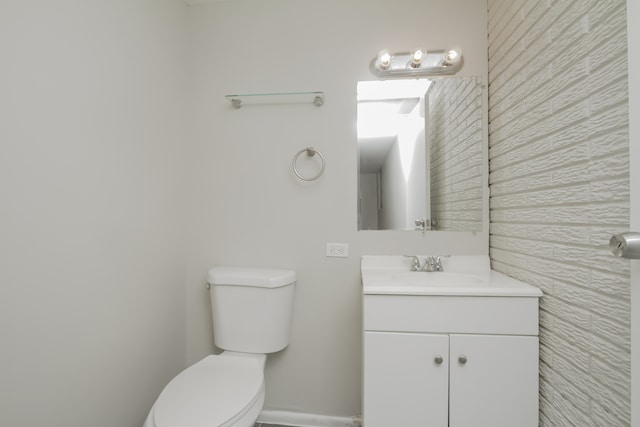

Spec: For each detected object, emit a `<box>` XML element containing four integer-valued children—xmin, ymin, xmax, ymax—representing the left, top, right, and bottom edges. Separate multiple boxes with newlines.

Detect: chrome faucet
<box><xmin>423</xmin><ymin>256</ymin><xmax>443</xmax><ymax>272</ymax></box>
<box><xmin>404</xmin><ymin>255</ymin><xmax>447</xmax><ymax>272</ymax></box>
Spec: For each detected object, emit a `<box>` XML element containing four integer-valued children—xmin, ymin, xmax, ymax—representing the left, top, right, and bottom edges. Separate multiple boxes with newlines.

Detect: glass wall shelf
<box><xmin>225</xmin><ymin>91</ymin><xmax>324</xmax><ymax>109</ymax></box>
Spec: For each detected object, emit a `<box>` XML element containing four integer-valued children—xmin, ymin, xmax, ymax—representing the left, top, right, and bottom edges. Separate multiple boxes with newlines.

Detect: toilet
<box><xmin>143</xmin><ymin>266</ymin><xmax>296</xmax><ymax>427</ymax></box>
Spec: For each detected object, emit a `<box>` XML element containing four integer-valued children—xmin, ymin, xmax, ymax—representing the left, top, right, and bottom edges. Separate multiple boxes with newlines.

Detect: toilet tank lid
<box><xmin>207</xmin><ymin>266</ymin><xmax>296</xmax><ymax>288</ymax></box>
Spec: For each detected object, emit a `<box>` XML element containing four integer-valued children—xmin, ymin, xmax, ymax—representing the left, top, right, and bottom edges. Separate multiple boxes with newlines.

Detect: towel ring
<box><xmin>292</xmin><ymin>147</ymin><xmax>325</xmax><ymax>181</ymax></box>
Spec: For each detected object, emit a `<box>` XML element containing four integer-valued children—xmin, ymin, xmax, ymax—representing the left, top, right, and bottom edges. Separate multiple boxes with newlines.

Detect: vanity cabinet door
<box><xmin>449</xmin><ymin>334</ymin><xmax>539</xmax><ymax>427</ymax></box>
<box><xmin>363</xmin><ymin>331</ymin><xmax>449</xmax><ymax>427</ymax></box>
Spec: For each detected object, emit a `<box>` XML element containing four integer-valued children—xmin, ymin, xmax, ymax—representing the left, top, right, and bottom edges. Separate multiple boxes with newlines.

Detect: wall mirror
<box><xmin>357</xmin><ymin>76</ymin><xmax>484</xmax><ymax>231</ymax></box>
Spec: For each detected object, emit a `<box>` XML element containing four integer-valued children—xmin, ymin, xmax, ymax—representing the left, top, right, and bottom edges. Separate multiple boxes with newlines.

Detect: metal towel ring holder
<box><xmin>292</xmin><ymin>147</ymin><xmax>325</xmax><ymax>181</ymax></box>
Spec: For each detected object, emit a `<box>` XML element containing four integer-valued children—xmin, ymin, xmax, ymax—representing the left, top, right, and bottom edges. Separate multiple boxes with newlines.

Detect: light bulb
<box><xmin>410</xmin><ymin>49</ymin><xmax>424</xmax><ymax>68</ymax></box>
<box><xmin>443</xmin><ymin>50</ymin><xmax>459</xmax><ymax>66</ymax></box>
<box><xmin>377</xmin><ymin>49</ymin><xmax>392</xmax><ymax>70</ymax></box>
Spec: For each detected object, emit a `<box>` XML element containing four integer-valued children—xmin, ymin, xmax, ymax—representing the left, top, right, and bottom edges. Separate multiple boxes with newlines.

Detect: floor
<box><xmin>254</xmin><ymin>424</ymin><xmax>294</xmax><ymax>427</ymax></box>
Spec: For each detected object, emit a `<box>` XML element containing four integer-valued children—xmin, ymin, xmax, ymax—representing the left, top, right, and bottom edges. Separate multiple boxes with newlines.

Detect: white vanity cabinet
<box><xmin>364</xmin><ymin>331</ymin><xmax>449</xmax><ymax>426</ymax></box>
<box><xmin>448</xmin><ymin>333</ymin><xmax>538</xmax><ymax>426</ymax></box>
<box><xmin>362</xmin><ymin>294</ymin><xmax>541</xmax><ymax>427</ymax></box>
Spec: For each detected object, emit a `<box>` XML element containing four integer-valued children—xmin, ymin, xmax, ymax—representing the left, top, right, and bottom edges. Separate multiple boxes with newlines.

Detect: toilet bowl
<box><xmin>143</xmin><ymin>266</ymin><xmax>296</xmax><ymax>427</ymax></box>
<box><xmin>143</xmin><ymin>352</ymin><xmax>266</xmax><ymax>427</ymax></box>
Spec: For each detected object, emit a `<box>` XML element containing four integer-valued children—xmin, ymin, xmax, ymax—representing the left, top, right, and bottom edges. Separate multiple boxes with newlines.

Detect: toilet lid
<box><xmin>153</xmin><ymin>355</ymin><xmax>264</xmax><ymax>427</ymax></box>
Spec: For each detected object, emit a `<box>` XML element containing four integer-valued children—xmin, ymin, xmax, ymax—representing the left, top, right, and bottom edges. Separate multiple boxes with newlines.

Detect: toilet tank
<box><xmin>207</xmin><ymin>266</ymin><xmax>296</xmax><ymax>354</ymax></box>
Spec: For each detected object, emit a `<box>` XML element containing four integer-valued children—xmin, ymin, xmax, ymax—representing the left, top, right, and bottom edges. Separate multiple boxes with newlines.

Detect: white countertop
<box><xmin>361</xmin><ymin>255</ymin><xmax>543</xmax><ymax>297</ymax></box>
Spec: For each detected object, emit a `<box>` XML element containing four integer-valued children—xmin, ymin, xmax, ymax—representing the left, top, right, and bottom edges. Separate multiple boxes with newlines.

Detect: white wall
<box><xmin>380</xmin><ymin>138</ymin><xmax>410</xmax><ymax>230</ymax></box>
<box><xmin>358</xmin><ymin>173</ymin><xmax>379</xmax><ymax>230</ymax></box>
<box><xmin>488</xmin><ymin>1</ymin><xmax>630</xmax><ymax>425</ymax></box>
<box><xmin>0</xmin><ymin>1</ymin><xmax>188</xmax><ymax>426</ymax></box>
<box><xmin>186</xmin><ymin>0</ymin><xmax>487</xmax><ymax>417</ymax></box>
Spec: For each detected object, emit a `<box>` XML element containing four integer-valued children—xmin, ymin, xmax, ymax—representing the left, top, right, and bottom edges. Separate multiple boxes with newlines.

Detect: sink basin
<box><xmin>362</xmin><ymin>255</ymin><xmax>542</xmax><ymax>297</ymax></box>
<box><xmin>392</xmin><ymin>271</ymin><xmax>486</xmax><ymax>287</ymax></box>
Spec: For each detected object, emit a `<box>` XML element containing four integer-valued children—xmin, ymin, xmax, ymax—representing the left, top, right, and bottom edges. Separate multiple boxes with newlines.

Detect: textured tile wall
<box><xmin>429</xmin><ymin>76</ymin><xmax>484</xmax><ymax>231</ymax></box>
<box><xmin>487</xmin><ymin>0</ymin><xmax>630</xmax><ymax>425</ymax></box>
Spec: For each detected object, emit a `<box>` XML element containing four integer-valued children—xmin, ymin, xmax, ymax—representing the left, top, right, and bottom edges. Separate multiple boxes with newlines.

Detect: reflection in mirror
<box><xmin>357</xmin><ymin>76</ymin><xmax>484</xmax><ymax>232</ymax></box>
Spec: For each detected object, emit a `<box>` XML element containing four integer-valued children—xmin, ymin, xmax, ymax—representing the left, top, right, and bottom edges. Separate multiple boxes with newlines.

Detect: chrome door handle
<box><xmin>610</xmin><ymin>232</ymin><xmax>640</xmax><ymax>259</ymax></box>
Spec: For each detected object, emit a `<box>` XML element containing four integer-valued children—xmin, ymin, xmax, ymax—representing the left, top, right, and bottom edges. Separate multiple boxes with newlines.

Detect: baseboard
<box><xmin>257</xmin><ymin>410</ymin><xmax>362</xmax><ymax>427</ymax></box>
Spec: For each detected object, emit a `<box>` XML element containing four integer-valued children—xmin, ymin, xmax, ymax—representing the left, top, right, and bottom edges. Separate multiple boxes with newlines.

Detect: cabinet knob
<box><xmin>458</xmin><ymin>355</ymin><xmax>468</xmax><ymax>365</ymax></box>
<box><xmin>434</xmin><ymin>355</ymin><xmax>443</xmax><ymax>365</ymax></box>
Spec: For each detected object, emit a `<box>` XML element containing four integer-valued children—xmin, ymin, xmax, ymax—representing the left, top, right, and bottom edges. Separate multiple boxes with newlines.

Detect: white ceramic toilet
<box><xmin>143</xmin><ymin>266</ymin><xmax>296</xmax><ymax>427</ymax></box>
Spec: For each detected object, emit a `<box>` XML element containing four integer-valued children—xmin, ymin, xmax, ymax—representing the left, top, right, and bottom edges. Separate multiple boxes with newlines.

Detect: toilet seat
<box><xmin>152</xmin><ymin>354</ymin><xmax>265</xmax><ymax>427</ymax></box>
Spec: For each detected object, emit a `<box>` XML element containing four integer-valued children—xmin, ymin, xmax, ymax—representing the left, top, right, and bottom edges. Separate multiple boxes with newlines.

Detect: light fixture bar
<box><xmin>369</xmin><ymin>49</ymin><xmax>463</xmax><ymax>78</ymax></box>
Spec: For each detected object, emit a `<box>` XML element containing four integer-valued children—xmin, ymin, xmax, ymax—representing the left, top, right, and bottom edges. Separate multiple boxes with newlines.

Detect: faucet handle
<box><xmin>422</xmin><ymin>255</ymin><xmax>445</xmax><ymax>272</ymax></box>
<box><xmin>423</xmin><ymin>256</ymin><xmax>435</xmax><ymax>271</ymax></box>
<box><xmin>403</xmin><ymin>255</ymin><xmax>422</xmax><ymax>271</ymax></box>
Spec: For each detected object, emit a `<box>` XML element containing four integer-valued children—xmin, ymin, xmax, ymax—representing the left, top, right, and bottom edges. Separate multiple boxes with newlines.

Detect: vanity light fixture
<box><xmin>370</xmin><ymin>48</ymin><xmax>463</xmax><ymax>78</ymax></box>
